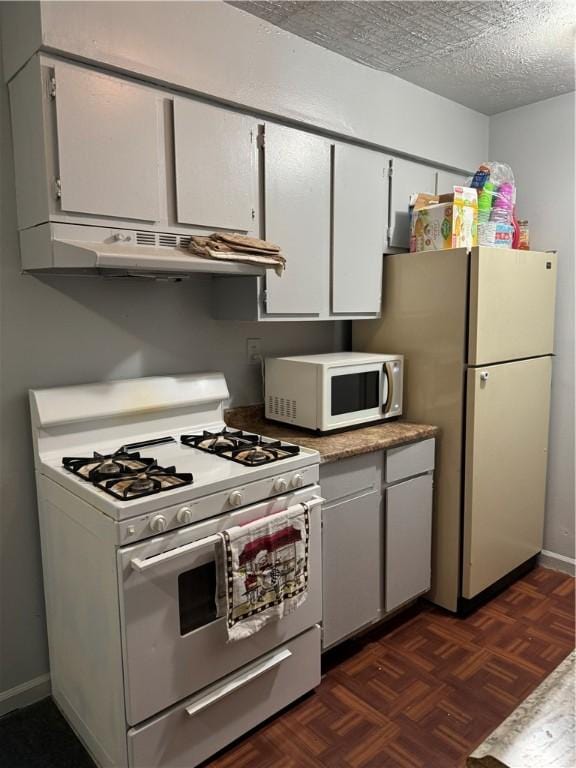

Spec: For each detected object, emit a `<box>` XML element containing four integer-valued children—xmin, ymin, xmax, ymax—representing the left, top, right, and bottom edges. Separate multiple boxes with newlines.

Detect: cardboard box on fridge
<box><xmin>409</xmin><ymin>187</ymin><xmax>478</xmax><ymax>252</ymax></box>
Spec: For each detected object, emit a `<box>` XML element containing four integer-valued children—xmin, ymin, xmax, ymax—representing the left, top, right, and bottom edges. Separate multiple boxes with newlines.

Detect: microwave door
<box><xmin>325</xmin><ymin>364</ymin><xmax>383</xmax><ymax>429</ymax></box>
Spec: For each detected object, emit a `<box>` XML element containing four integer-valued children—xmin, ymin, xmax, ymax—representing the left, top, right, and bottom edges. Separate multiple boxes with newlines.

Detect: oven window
<box><xmin>178</xmin><ymin>562</ymin><xmax>218</xmax><ymax>635</ymax></box>
<box><xmin>331</xmin><ymin>371</ymin><xmax>379</xmax><ymax>416</ymax></box>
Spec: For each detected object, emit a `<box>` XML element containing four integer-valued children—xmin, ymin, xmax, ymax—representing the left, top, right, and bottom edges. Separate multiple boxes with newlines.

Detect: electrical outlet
<box><xmin>246</xmin><ymin>338</ymin><xmax>262</xmax><ymax>364</ymax></box>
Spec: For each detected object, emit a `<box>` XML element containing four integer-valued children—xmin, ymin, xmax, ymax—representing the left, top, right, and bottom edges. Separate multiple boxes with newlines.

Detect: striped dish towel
<box><xmin>219</xmin><ymin>503</ymin><xmax>310</xmax><ymax>641</ymax></box>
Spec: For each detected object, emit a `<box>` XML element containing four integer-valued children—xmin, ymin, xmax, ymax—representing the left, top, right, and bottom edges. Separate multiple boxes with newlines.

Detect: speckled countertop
<box><xmin>224</xmin><ymin>405</ymin><xmax>439</xmax><ymax>464</ymax></box>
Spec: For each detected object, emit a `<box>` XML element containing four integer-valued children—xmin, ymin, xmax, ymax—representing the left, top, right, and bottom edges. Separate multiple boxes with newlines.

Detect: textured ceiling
<box><xmin>230</xmin><ymin>1</ymin><xmax>576</xmax><ymax>114</ymax></box>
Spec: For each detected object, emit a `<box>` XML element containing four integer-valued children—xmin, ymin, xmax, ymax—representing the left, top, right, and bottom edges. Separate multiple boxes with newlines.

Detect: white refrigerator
<box><xmin>354</xmin><ymin>246</ymin><xmax>557</xmax><ymax>612</ymax></box>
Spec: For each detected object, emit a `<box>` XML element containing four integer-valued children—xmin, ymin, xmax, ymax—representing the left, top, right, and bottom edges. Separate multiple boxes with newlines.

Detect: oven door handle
<box><xmin>185</xmin><ymin>648</ymin><xmax>292</xmax><ymax>718</ymax></box>
<box><xmin>130</xmin><ymin>497</ymin><xmax>323</xmax><ymax>573</ymax></box>
<box><xmin>130</xmin><ymin>534</ymin><xmax>220</xmax><ymax>573</ymax></box>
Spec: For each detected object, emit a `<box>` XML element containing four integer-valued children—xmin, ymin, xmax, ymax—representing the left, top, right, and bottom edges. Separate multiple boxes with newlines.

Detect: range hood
<box><xmin>20</xmin><ymin>223</ymin><xmax>266</xmax><ymax>279</ymax></box>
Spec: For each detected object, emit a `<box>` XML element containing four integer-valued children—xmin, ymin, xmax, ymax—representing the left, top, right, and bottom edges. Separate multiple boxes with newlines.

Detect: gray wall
<box><xmin>0</xmin><ymin>40</ymin><xmax>343</xmax><ymax>701</ymax></box>
<box><xmin>490</xmin><ymin>93</ymin><xmax>575</xmax><ymax>562</ymax></box>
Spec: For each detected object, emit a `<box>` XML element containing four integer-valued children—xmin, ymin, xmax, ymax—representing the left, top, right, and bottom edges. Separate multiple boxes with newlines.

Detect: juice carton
<box><xmin>410</xmin><ymin>187</ymin><xmax>478</xmax><ymax>252</ymax></box>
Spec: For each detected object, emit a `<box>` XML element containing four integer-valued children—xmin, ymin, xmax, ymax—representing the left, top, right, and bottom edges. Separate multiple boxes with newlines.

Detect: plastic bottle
<box><xmin>511</xmin><ymin>207</ymin><xmax>520</xmax><ymax>249</ymax></box>
<box><xmin>490</xmin><ymin>182</ymin><xmax>515</xmax><ymax>248</ymax></box>
<box><xmin>478</xmin><ymin>181</ymin><xmax>494</xmax><ymax>223</ymax></box>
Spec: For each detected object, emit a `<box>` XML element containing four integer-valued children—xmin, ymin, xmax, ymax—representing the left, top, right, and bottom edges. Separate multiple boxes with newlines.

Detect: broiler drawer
<box><xmin>127</xmin><ymin>626</ymin><xmax>321</xmax><ymax>768</ymax></box>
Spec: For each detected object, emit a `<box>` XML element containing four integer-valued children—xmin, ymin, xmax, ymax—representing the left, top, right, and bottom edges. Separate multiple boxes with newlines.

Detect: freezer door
<box><xmin>462</xmin><ymin>357</ymin><xmax>552</xmax><ymax>599</ymax></box>
<box><xmin>468</xmin><ymin>248</ymin><xmax>557</xmax><ymax>365</ymax></box>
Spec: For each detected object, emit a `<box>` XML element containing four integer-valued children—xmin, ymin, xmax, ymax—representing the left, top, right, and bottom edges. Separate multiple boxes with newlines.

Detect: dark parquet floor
<box><xmin>207</xmin><ymin>566</ymin><xmax>575</xmax><ymax>768</ymax></box>
<box><xmin>1</xmin><ymin>567</ymin><xmax>573</xmax><ymax>768</ymax></box>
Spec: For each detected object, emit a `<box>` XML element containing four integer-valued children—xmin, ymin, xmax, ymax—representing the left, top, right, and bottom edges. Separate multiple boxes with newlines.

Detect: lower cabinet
<box><xmin>385</xmin><ymin>473</ymin><xmax>433</xmax><ymax>612</ymax></box>
<box><xmin>322</xmin><ymin>490</ymin><xmax>382</xmax><ymax>649</ymax></box>
<box><xmin>320</xmin><ymin>439</ymin><xmax>435</xmax><ymax>650</ymax></box>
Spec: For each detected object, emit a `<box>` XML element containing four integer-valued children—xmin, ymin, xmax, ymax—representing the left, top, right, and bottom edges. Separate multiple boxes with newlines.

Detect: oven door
<box><xmin>117</xmin><ymin>487</ymin><xmax>322</xmax><ymax>725</ymax></box>
<box><xmin>322</xmin><ymin>362</ymin><xmax>385</xmax><ymax>430</ymax></box>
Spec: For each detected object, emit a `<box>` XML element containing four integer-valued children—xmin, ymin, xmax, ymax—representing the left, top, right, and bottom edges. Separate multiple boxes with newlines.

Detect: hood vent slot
<box><xmin>159</xmin><ymin>234</ymin><xmax>178</xmax><ymax>247</ymax></box>
<box><xmin>136</xmin><ymin>231</ymin><xmax>156</xmax><ymax>245</ymax></box>
<box><xmin>135</xmin><ymin>232</ymin><xmax>192</xmax><ymax>250</ymax></box>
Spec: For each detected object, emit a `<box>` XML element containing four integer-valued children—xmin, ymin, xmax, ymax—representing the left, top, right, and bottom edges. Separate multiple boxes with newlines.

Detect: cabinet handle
<box><xmin>185</xmin><ymin>648</ymin><xmax>292</xmax><ymax>717</ymax></box>
<box><xmin>480</xmin><ymin>371</ymin><xmax>489</xmax><ymax>382</ymax></box>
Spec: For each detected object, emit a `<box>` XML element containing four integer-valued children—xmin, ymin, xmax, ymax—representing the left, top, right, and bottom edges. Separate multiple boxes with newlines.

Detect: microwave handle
<box><xmin>382</xmin><ymin>364</ymin><xmax>390</xmax><ymax>412</ymax></box>
<box><xmin>185</xmin><ymin>648</ymin><xmax>292</xmax><ymax>718</ymax></box>
<box><xmin>130</xmin><ymin>534</ymin><xmax>220</xmax><ymax>573</ymax></box>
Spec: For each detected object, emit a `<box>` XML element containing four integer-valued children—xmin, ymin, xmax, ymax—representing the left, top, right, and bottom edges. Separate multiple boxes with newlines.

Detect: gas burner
<box><xmin>198</xmin><ymin>435</ymin><xmax>239</xmax><ymax>451</ymax></box>
<box><xmin>232</xmin><ymin>446</ymin><xmax>278</xmax><ymax>465</ymax></box>
<box><xmin>181</xmin><ymin>429</ymin><xmax>257</xmax><ymax>454</ymax></box>
<box><xmin>63</xmin><ymin>449</ymin><xmax>156</xmax><ymax>482</ymax></box>
<box><xmin>96</xmin><ymin>464</ymin><xmax>193</xmax><ymax>501</ymax></box>
<box><xmin>180</xmin><ymin>429</ymin><xmax>300</xmax><ymax>466</ymax></box>
<box><xmin>221</xmin><ymin>439</ymin><xmax>300</xmax><ymax>467</ymax></box>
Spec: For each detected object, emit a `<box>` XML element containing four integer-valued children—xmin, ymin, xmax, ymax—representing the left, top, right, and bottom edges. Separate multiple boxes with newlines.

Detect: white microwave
<box><xmin>265</xmin><ymin>352</ymin><xmax>403</xmax><ymax>432</ymax></box>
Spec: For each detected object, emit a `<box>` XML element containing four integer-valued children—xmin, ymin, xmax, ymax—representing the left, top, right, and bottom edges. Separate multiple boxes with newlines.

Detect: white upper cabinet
<box><xmin>388</xmin><ymin>158</ymin><xmax>437</xmax><ymax>250</ymax></box>
<box><xmin>332</xmin><ymin>144</ymin><xmax>388</xmax><ymax>315</ymax></box>
<box><xmin>53</xmin><ymin>63</ymin><xmax>161</xmax><ymax>222</ymax></box>
<box><xmin>263</xmin><ymin>124</ymin><xmax>331</xmax><ymax>316</ymax></box>
<box><xmin>436</xmin><ymin>169</ymin><xmax>470</xmax><ymax>194</ymax></box>
<box><xmin>173</xmin><ymin>99</ymin><xmax>258</xmax><ymax>232</ymax></box>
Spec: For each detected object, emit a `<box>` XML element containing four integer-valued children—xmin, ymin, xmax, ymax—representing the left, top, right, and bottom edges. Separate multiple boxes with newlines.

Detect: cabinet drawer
<box><xmin>128</xmin><ymin>626</ymin><xmax>321</xmax><ymax>768</ymax></box>
<box><xmin>385</xmin><ymin>438</ymin><xmax>435</xmax><ymax>484</ymax></box>
<box><xmin>320</xmin><ymin>452</ymin><xmax>383</xmax><ymax>505</ymax></box>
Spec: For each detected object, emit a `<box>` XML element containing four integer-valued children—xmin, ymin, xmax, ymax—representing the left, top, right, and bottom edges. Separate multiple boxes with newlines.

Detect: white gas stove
<box><xmin>30</xmin><ymin>373</ymin><xmax>322</xmax><ymax>768</ymax></box>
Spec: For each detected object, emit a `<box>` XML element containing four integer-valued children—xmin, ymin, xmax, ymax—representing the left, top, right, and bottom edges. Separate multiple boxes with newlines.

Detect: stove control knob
<box><xmin>177</xmin><ymin>506</ymin><xmax>193</xmax><ymax>525</ymax></box>
<box><xmin>291</xmin><ymin>473</ymin><xmax>304</xmax><ymax>489</ymax></box>
<box><xmin>229</xmin><ymin>491</ymin><xmax>244</xmax><ymax>508</ymax></box>
<box><xmin>274</xmin><ymin>478</ymin><xmax>288</xmax><ymax>493</ymax></box>
<box><xmin>150</xmin><ymin>514</ymin><xmax>167</xmax><ymax>533</ymax></box>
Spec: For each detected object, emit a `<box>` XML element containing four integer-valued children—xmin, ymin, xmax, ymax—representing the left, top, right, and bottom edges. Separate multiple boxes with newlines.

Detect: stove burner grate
<box><xmin>63</xmin><ymin>441</ymin><xmax>193</xmax><ymax>500</ymax></box>
<box><xmin>63</xmin><ymin>449</ymin><xmax>156</xmax><ymax>482</ymax></box>
<box><xmin>181</xmin><ymin>430</ymin><xmax>300</xmax><ymax>466</ymax></box>
<box><xmin>181</xmin><ymin>428</ymin><xmax>258</xmax><ymax>454</ymax></box>
<box><xmin>222</xmin><ymin>440</ymin><xmax>300</xmax><ymax>466</ymax></box>
<box><xmin>96</xmin><ymin>463</ymin><xmax>193</xmax><ymax>500</ymax></box>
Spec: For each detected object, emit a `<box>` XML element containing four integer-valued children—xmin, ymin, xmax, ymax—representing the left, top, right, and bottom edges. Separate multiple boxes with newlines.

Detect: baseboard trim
<box><xmin>0</xmin><ymin>674</ymin><xmax>51</xmax><ymax>717</ymax></box>
<box><xmin>539</xmin><ymin>550</ymin><xmax>576</xmax><ymax>576</ymax></box>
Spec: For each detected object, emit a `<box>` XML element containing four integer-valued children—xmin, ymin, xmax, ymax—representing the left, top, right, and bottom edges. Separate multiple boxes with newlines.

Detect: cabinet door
<box><xmin>463</xmin><ymin>358</ymin><xmax>552</xmax><ymax>599</ymax></box>
<box><xmin>263</xmin><ymin>124</ymin><xmax>330</xmax><ymax>316</ymax></box>
<box><xmin>54</xmin><ymin>63</ymin><xmax>160</xmax><ymax>222</ymax></box>
<box><xmin>332</xmin><ymin>144</ymin><xmax>388</xmax><ymax>314</ymax></box>
<box><xmin>173</xmin><ymin>99</ymin><xmax>257</xmax><ymax>232</ymax></box>
<box><xmin>436</xmin><ymin>169</ymin><xmax>469</xmax><ymax>194</ymax></box>
<box><xmin>388</xmin><ymin>158</ymin><xmax>436</xmax><ymax>249</ymax></box>
<box><xmin>385</xmin><ymin>474</ymin><xmax>433</xmax><ymax>612</ymax></box>
<box><xmin>322</xmin><ymin>491</ymin><xmax>381</xmax><ymax>649</ymax></box>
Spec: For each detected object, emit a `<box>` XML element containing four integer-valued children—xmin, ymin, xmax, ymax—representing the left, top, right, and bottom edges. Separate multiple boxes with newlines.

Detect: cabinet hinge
<box><xmin>262</xmin><ymin>288</ymin><xmax>268</xmax><ymax>311</ymax></box>
<box><xmin>386</xmin><ymin>226</ymin><xmax>392</xmax><ymax>244</ymax></box>
<box><xmin>54</xmin><ymin>177</ymin><xmax>62</xmax><ymax>199</ymax></box>
<box><xmin>257</xmin><ymin>132</ymin><xmax>266</xmax><ymax>150</ymax></box>
<box><xmin>251</xmin><ymin>208</ymin><xmax>256</xmax><ymax>220</ymax></box>
<box><xmin>388</xmin><ymin>163</ymin><xmax>394</xmax><ymax>178</ymax></box>
<box><xmin>49</xmin><ymin>76</ymin><xmax>56</xmax><ymax>99</ymax></box>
